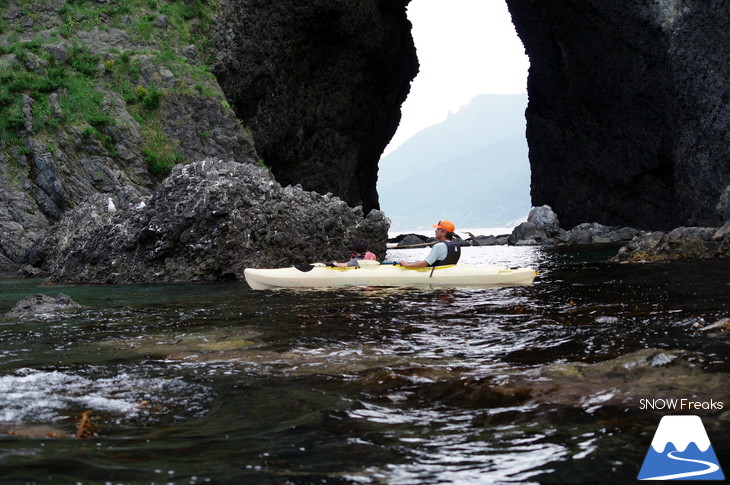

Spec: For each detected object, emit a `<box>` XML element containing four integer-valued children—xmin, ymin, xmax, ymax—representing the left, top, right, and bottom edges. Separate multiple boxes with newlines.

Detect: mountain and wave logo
<box><xmin>638</xmin><ymin>415</ymin><xmax>725</xmax><ymax>480</ymax></box>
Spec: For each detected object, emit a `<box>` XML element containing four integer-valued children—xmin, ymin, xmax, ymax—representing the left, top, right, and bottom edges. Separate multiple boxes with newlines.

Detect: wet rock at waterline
<box><xmin>526</xmin><ymin>349</ymin><xmax>730</xmax><ymax>414</ymax></box>
<box><xmin>694</xmin><ymin>317</ymin><xmax>730</xmax><ymax>334</ymax></box>
<box><xmin>389</xmin><ymin>206</ymin><xmax>644</xmax><ymax>248</ymax></box>
<box><xmin>30</xmin><ymin>159</ymin><xmax>389</xmax><ymax>284</ymax></box>
<box><xmin>3</xmin><ymin>293</ymin><xmax>81</xmax><ymax>318</ymax></box>
<box><xmin>508</xmin><ymin>205</ymin><xmax>642</xmax><ymax>246</ymax></box>
<box><xmin>470</xmin><ymin>205</ymin><xmax>729</xmax><ymax>262</ymax></box>
<box><xmin>0</xmin><ymin>424</ymin><xmax>71</xmax><ymax>439</ymax></box>
<box><xmin>509</xmin><ymin>205</ymin><xmax>561</xmax><ymax>245</ymax></box>
<box><xmin>390</xmin><ymin>234</ymin><xmax>430</xmax><ymax>247</ymax></box>
<box><xmin>107</xmin><ymin>335</ymin><xmax>729</xmax><ymax>414</ymax></box>
<box><xmin>611</xmin><ymin>226</ymin><xmax>730</xmax><ymax>262</ymax></box>
<box><xmin>362</xmin><ymin>349</ymin><xmax>729</xmax><ymax>413</ymax></box>
<box><xmin>470</xmin><ymin>234</ymin><xmax>511</xmax><ymax>247</ymax></box>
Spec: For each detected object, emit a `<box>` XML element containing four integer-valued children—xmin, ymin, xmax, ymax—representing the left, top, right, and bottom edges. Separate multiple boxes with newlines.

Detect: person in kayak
<box><xmin>331</xmin><ymin>240</ymin><xmax>377</xmax><ymax>268</ymax></box>
<box><xmin>398</xmin><ymin>220</ymin><xmax>461</xmax><ymax>268</ymax></box>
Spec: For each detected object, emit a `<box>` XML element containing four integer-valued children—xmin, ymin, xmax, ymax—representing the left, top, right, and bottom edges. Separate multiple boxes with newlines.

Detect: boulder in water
<box><xmin>4</xmin><ymin>293</ymin><xmax>81</xmax><ymax>318</ymax></box>
<box><xmin>32</xmin><ymin>159</ymin><xmax>390</xmax><ymax>284</ymax></box>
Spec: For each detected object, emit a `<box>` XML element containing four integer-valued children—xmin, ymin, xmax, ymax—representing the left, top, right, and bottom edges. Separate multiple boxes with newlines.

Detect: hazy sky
<box><xmin>383</xmin><ymin>0</ymin><xmax>529</xmax><ymax>155</ymax></box>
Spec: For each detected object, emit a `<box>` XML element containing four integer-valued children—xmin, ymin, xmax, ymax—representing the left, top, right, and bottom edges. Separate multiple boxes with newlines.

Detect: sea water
<box><xmin>0</xmin><ymin>245</ymin><xmax>728</xmax><ymax>484</ymax></box>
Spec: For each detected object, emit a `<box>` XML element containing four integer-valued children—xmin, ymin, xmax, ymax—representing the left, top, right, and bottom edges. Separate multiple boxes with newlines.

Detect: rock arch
<box><xmin>213</xmin><ymin>0</ymin><xmax>728</xmax><ymax>230</ymax></box>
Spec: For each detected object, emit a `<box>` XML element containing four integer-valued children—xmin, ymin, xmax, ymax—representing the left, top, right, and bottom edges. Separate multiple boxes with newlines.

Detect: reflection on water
<box><xmin>0</xmin><ymin>245</ymin><xmax>728</xmax><ymax>484</ymax></box>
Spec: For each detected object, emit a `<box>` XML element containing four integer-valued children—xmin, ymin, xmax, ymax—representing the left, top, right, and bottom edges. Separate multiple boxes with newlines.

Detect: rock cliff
<box><xmin>506</xmin><ymin>0</ymin><xmax>730</xmax><ymax>229</ymax></box>
<box><xmin>0</xmin><ymin>0</ymin><xmax>409</xmax><ymax>278</ymax></box>
<box><xmin>0</xmin><ymin>0</ymin><xmax>258</xmax><ymax>271</ymax></box>
<box><xmin>2</xmin><ymin>0</ymin><xmax>728</xmax><ymax>281</ymax></box>
<box><xmin>211</xmin><ymin>0</ymin><xmax>417</xmax><ymax>213</ymax></box>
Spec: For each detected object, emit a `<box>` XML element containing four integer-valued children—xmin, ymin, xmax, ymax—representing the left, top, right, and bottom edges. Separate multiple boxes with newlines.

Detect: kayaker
<box><xmin>398</xmin><ymin>220</ymin><xmax>461</xmax><ymax>268</ymax></box>
<box><xmin>331</xmin><ymin>240</ymin><xmax>377</xmax><ymax>268</ymax></box>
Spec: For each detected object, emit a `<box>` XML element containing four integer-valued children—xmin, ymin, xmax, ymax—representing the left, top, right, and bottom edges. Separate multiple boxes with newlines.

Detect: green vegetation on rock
<box><xmin>0</xmin><ymin>0</ymin><xmax>225</xmax><ymax>176</ymax></box>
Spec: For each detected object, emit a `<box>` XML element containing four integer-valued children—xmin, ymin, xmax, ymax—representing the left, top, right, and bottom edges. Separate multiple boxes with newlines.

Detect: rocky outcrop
<box><xmin>505</xmin><ymin>204</ymin><xmax>730</xmax><ymax>260</ymax></box>
<box><xmin>3</xmin><ymin>293</ymin><xmax>81</xmax><ymax>318</ymax></box>
<box><xmin>507</xmin><ymin>205</ymin><xmax>642</xmax><ymax>246</ymax></box>
<box><xmin>470</xmin><ymin>234</ymin><xmax>510</xmax><ymax>247</ymax></box>
<box><xmin>31</xmin><ymin>159</ymin><xmax>389</xmax><ymax>284</ymax></box>
<box><xmin>387</xmin><ymin>206</ymin><xmax>645</xmax><ymax>248</ymax></box>
<box><xmin>508</xmin><ymin>206</ymin><xmax>561</xmax><ymax>246</ymax></box>
<box><xmin>506</xmin><ymin>0</ymin><xmax>730</xmax><ymax>230</ymax></box>
<box><xmin>0</xmin><ymin>116</ymin><xmax>154</xmax><ymax>265</ymax></box>
<box><xmin>211</xmin><ymin>0</ymin><xmax>417</xmax><ymax>214</ymax></box>
<box><xmin>611</xmin><ymin>226</ymin><xmax>730</xmax><ymax>262</ymax></box>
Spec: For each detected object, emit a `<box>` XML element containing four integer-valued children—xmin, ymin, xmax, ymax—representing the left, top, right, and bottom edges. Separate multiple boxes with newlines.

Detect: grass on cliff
<box><xmin>0</xmin><ymin>40</ymin><xmax>105</xmax><ymax>138</ymax></box>
<box><xmin>0</xmin><ymin>0</ymin><xmax>222</xmax><ymax>176</ymax></box>
<box><xmin>0</xmin><ymin>41</ymin><xmax>153</xmax><ymax>159</ymax></box>
<box><xmin>57</xmin><ymin>0</ymin><xmax>216</xmax><ymax>49</ymax></box>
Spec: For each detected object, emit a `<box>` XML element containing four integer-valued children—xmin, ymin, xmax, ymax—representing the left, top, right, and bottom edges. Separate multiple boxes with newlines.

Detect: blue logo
<box><xmin>638</xmin><ymin>415</ymin><xmax>725</xmax><ymax>480</ymax></box>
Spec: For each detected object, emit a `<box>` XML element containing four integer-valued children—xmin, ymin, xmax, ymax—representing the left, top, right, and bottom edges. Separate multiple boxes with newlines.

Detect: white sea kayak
<box><xmin>243</xmin><ymin>261</ymin><xmax>537</xmax><ymax>290</ymax></box>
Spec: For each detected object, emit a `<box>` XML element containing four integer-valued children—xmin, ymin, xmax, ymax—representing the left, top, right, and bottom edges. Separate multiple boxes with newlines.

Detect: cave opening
<box><xmin>377</xmin><ymin>0</ymin><xmax>532</xmax><ymax>233</ymax></box>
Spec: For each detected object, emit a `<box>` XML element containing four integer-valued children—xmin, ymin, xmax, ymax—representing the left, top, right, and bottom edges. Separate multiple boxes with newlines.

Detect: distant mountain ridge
<box><xmin>377</xmin><ymin>94</ymin><xmax>531</xmax><ymax>232</ymax></box>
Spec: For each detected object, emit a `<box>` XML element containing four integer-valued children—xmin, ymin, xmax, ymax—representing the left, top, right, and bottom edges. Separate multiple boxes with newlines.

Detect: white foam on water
<box><xmin>0</xmin><ymin>368</ymin><xmax>208</xmax><ymax>424</ymax></box>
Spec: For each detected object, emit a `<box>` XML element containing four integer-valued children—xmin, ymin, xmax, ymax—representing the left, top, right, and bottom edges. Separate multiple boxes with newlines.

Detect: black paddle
<box><xmin>293</xmin><ymin>263</ymin><xmax>334</xmax><ymax>272</ymax></box>
<box><xmin>294</xmin><ymin>261</ymin><xmax>394</xmax><ymax>272</ymax></box>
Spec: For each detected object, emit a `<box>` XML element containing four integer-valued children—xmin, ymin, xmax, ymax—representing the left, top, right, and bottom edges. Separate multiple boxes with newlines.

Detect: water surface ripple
<box><xmin>0</xmin><ymin>245</ymin><xmax>728</xmax><ymax>484</ymax></box>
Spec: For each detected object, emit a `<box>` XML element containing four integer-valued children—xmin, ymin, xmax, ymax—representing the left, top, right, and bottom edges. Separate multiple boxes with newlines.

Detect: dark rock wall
<box><xmin>506</xmin><ymin>0</ymin><xmax>730</xmax><ymax>229</ymax></box>
<box><xmin>211</xmin><ymin>0</ymin><xmax>418</xmax><ymax>214</ymax></box>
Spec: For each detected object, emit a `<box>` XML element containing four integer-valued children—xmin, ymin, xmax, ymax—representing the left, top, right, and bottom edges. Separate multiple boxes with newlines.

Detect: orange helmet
<box><xmin>432</xmin><ymin>220</ymin><xmax>455</xmax><ymax>232</ymax></box>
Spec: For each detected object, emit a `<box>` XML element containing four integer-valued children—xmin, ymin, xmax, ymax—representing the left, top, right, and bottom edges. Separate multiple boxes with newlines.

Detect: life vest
<box><xmin>431</xmin><ymin>240</ymin><xmax>461</xmax><ymax>266</ymax></box>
